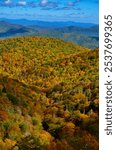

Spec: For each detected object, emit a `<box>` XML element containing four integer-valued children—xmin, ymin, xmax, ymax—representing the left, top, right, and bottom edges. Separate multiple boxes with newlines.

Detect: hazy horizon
<box><xmin>0</xmin><ymin>17</ymin><xmax>99</xmax><ymax>25</ymax></box>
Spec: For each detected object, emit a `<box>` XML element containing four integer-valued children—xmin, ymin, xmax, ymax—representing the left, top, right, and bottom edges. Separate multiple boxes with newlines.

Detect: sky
<box><xmin>0</xmin><ymin>0</ymin><xmax>99</xmax><ymax>23</ymax></box>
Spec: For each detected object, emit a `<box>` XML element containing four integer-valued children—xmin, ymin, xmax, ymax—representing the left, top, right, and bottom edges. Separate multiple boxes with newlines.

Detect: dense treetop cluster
<box><xmin>0</xmin><ymin>36</ymin><xmax>98</xmax><ymax>150</ymax></box>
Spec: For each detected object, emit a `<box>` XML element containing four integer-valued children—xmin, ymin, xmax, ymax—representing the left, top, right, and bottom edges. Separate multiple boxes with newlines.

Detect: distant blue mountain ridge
<box><xmin>0</xmin><ymin>18</ymin><xmax>98</xmax><ymax>28</ymax></box>
<box><xmin>0</xmin><ymin>18</ymin><xmax>99</xmax><ymax>49</ymax></box>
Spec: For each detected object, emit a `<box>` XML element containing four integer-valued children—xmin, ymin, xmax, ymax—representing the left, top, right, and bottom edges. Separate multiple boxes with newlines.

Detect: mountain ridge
<box><xmin>0</xmin><ymin>18</ymin><xmax>98</xmax><ymax>28</ymax></box>
<box><xmin>0</xmin><ymin>20</ymin><xmax>99</xmax><ymax>49</ymax></box>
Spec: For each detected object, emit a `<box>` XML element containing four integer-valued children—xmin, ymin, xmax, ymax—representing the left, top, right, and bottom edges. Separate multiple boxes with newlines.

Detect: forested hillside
<box><xmin>0</xmin><ymin>37</ymin><xmax>99</xmax><ymax>150</ymax></box>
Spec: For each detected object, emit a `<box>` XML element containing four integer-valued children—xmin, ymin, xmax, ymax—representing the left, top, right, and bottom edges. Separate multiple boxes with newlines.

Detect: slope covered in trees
<box><xmin>0</xmin><ymin>36</ymin><xmax>99</xmax><ymax>150</ymax></box>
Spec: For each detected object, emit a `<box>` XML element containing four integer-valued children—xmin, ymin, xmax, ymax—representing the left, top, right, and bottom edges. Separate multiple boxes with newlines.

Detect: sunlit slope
<box><xmin>0</xmin><ymin>36</ymin><xmax>99</xmax><ymax>150</ymax></box>
<box><xmin>0</xmin><ymin>36</ymin><xmax>91</xmax><ymax>85</ymax></box>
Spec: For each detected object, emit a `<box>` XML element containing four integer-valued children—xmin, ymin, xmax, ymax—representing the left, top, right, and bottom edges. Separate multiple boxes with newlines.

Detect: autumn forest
<box><xmin>0</xmin><ymin>36</ymin><xmax>99</xmax><ymax>150</ymax></box>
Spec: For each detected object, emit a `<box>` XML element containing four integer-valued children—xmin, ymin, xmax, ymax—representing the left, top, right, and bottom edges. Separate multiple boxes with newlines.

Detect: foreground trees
<box><xmin>0</xmin><ymin>37</ymin><xmax>98</xmax><ymax>150</ymax></box>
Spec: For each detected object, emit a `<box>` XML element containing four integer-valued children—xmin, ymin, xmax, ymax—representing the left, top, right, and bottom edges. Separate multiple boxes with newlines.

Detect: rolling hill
<box><xmin>0</xmin><ymin>36</ymin><xmax>99</xmax><ymax>150</ymax></box>
<box><xmin>0</xmin><ymin>20</ymin><xmax>99</xmax><ymax>49</ymax></box>
<box><xmin>0</xmin><ymin>21</ymin><xmax>38</xmax><ymax>37</ymax></box>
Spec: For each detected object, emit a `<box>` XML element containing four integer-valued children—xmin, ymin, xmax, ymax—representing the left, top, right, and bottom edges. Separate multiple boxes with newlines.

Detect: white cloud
<box><xmin>41</xmin><ymin>0</ymin><xmax>48</xmax><ymax>4</ymax></box>
<box><xmin>40</xmin><ymin>0</ymin><xmax>48</xmax><ymax>6</ymax></box>
<box><xmin>4</xmin><ymin>0</ymin><xmax>12</xmax><ymax>5</ymax></box>
<box><xmin>17</xmin><ymin>1</ymin><xmax>27</xmax><ymax>6</ymax></box>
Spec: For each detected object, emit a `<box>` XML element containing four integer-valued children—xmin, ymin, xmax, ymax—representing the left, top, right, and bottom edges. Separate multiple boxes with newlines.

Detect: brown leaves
<box><xmin>0</xmin><ymin>110</ymin><xmax>9</xmax><ymax>120</ymax></box>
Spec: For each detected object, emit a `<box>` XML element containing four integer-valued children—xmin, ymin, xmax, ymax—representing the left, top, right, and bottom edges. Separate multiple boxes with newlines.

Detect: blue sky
<box><xmin>0</xmin><ymin>0</ymin><xmax>99</xmax><ymax>23</ymax></box>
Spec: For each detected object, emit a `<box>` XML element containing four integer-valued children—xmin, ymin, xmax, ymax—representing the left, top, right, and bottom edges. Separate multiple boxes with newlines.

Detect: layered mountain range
<box><xmin>0</xmin><ymin>19</ymin><xmax>99</xmax><ymax>49</ymax></box>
